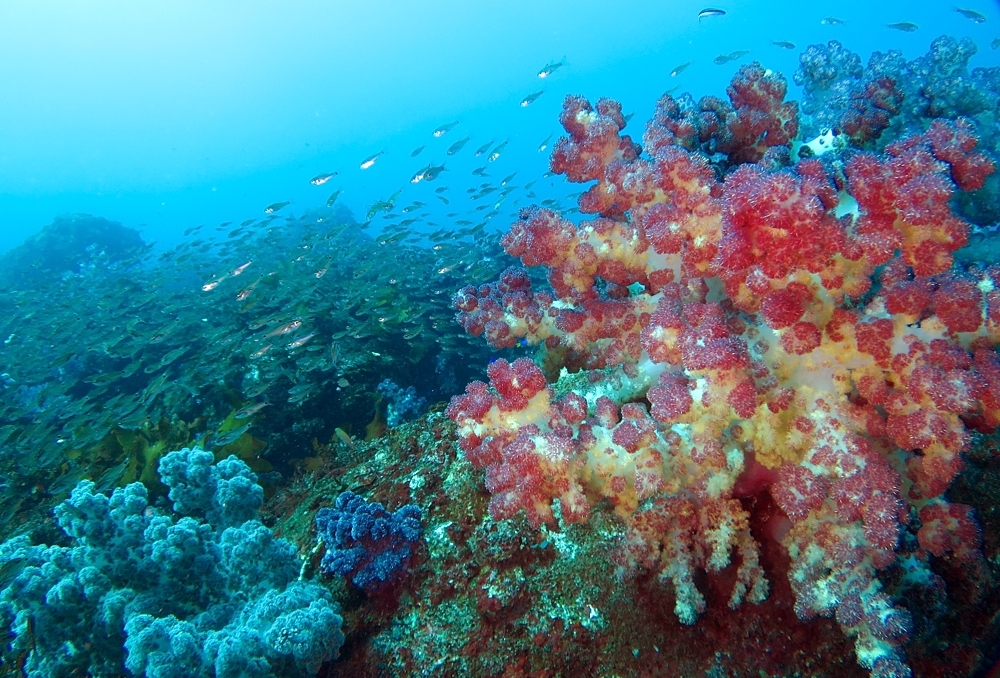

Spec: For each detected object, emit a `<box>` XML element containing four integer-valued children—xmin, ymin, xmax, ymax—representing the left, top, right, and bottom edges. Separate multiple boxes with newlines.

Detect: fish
<box><xmin>538</xmin><ymin>135</ymin><xmax>552</xmax><ymax>152</ymax></box>
<box><xmin>158</xmin><ymin>346</ymin><xmax>188</xmax><ymax>367</ymax></box>
<box><xmin>231</xmin><ymin>260</ymin><xmax>252</xmax><ymax>276</ymax></box>
<box><xmin>234</xmin><ymin>402</ymin><xmax>269</xmax><ymax>419</ymax></box>
<box><xmin>287</xmin><ymin>333</ymin><xmax>316</xmax><ymax>349</ymax></box>
<box><xmin>433</xmin><ymin>121</ymin><xmax>459</xmax><ymax>137</ymax></box>
<box><xmin>410</xmin><ymin>165</ymin><xmax>430</xmax><ymax>183</ymax></box>
<box><xmin>993</xmin><ymin>38</ymin><xmax>1000</xmax><ymax>50</ymax></box>
<box><xmin>266</xmin><ymin>320</ymin><xmax>302</xmax><ymax>337</ymax></box>
<box><xmin>821</xmin><ymin>16</ymin><xmax>844</xmax><ymax>24</ymax></box>
<box><xmin>537</xmin><ymin>57</ymin><xmax>566</xmax><ymax>78</ymax></box>
<box><xmin>447</xmin><ymin>136</ymin><xmax>471</xmax><ymax>155</ymax></box>
<box><xmin>360</xmin><ymin>151</ymin><xmax>384</xmax><ymax>169</ymax></box>
<box><xmin>887</xmin><ymin>22</ymin><xmax>919</xmax><ymax>32</ymax></box>
<box><xmin>670</xmin><ymin>62</ymin><xmax>691</xmax><ymax>77</ymax></box>
<box><xmin>314</xmin><ymin>260</ymin><xmax>332</xmax><ymax>278</ymax></box>
<box><xmin>475</xmin><ymin>141</ymin><xmax>494</xmax><ymax>156</ymax></box>
<box><xmin>250</xmin><ymin>344</ymin><xmax>272</xmax><ymax>358</ymax></box>
<box><xmin>95</xmin><ymin>459</ymin><xmax>132</xmax><ymax>493</ymax></box>
<box><xmin>772</xmin><ymin>40</ymin><xmax>796</xmax><ymax>49</ymax></box>
<box><xmin>472</xmin><ymin>166</ymin><xmax>490</xmax><ymax>177</ymax></box>
<box><xmin>325</xmin><ymin>189</ymin><xmax>342</xmax><ymax>207</ymax></box>
<box><xmin>334</xmin><ymin>427</ymin><xmax>355</xmax><ymax>448</ymax></box>
<box><xmin>438</xmin><ymin>196</ymin><xmax>450</xmax><ymax>204</ymax></box>
<box><xmin>520</xmin><ymin>90</ymin><xmax>544</xmax><ymax>107</ymax></box>
<box><xmin>202</xmin><ymin>277</ymin><xmax>225</xmax><ymax>292</ymax></box>
<box><xmin>957</xmin><ymin>8</ymin><xmax>986</xmax><ymax>23</ymax></box>
<box><xmin>264</xmin><ymin>201</ymin><xmax>290</xmax><ymax>214</ymax></box>
<box><xmin>212</xmin><ymin>423</ymin><xmax>252</xmax><ymax>448</ymax></box>
<box><xmin>411</xmin><ymin>145</ymin><xmax>425</xmax><ymax>156</ymax></box>
<box><xmin>698</xmin><ymin>7</ymin><xmax>725</xmax><ymax>19</ymax></box>
<box><xmin>310</xmin><ymin>172</ymin><xmax>337</xmax><ymax>185</ymax></box>
<box><xmin>434</xmin><ymin>186</ymin><xmax>448</xmax><ymax>194</ymax></box>
<box><xmin>337</xmin><ymin>377</ymin><xmax>349</xmax><ymax>388</ymax></box>
<box><xmin>379</xmin><ymin>231</ymin><xmax>411</xmax><ymax>245</ymax></box>
<box><xmin>85</xmin><ymin>370</ymin><xmax>124</xmax><ymax>385</ymax></box>
<box><xmin>236</xmin><ymin>280</ymin><xmax>259</xmax><ymax>300</ymax></box>
<box><xmin>714</xmin><ymin>50</ymin><xmax>748</xmax><ymax>64</ymax></box>
<box><xmin>487</xmin><ymin>141</ymin><xmax>508</xmax><ymax>162</ymax></box>
<box><xmin>501</xmin><ymin>173</ymin><xmax>517</xmax><ymax>186</ymax></box>
<box><xmin>423</xmin><ymin>163</ymin><xmax>447</xmax><ymax>181</ymax></box>
<box><xmin>367</xmin><ymin>193</ymin><xmax>399</xmax><ymax>219</ymax></box>
<box><xmin>623</xmin><ymin>112</ymin><xmax>634</xmax><ymax>124</ymax></box>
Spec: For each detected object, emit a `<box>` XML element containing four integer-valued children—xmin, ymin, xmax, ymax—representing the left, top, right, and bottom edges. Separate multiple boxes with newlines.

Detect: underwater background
<box><xmin>2</xmin><ymin>0</ymin><xmax>1000</xmax><ymax>676</ymax></box>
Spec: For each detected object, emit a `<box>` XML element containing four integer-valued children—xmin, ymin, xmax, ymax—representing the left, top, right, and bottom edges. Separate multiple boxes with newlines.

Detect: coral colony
<box><xmin>447</xmin><ymin>51</ymin><xmax>999</xmax><ymax>677</ymax></box>
<box><xmin>315</xmin><ymin>490</ymin><xmax>422</xmax><ymax>592</ymax></box>
<box><xmin>0</xmin><ymin>449</ymin><xmax>344</xmax><ymax>677</ymax></box>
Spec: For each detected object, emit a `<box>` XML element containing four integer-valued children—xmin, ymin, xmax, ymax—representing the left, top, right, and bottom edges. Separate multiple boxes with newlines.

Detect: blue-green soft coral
<box><xmin>0</xmin><ymin>447</ymin><xmax>343</xmax><ymax>677</ymax></box>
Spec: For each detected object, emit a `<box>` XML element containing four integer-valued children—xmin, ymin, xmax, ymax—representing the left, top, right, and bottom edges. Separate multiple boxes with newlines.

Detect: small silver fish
<box><xmin>698</xmin><ymin>7</ymin><xmax>725</xmax><ymax>19</ymax></box>
<box><xmin>310</xmin><ymin>172</ymin><xmax>337</xmax><ymax>185</ymax></box>
<box><xmin>234</xmin><ymin>402</ymin><xmax>269</xmax><ymax>419</ymax></box>
<box><xmin>360</xmin><ymin>151</ymin><xmax>384</xmax><ymax>169</ymax></box>
<box><xmin>670</xmin><ymin>62</ymin><xmax>691</xmax><ymax>77</ymax></box>
<box><xmin>326</xmin><ymin>189</ymin><xmax>341</xmax><ymax>207</ymax></box>
<box><xmin>488</xmin><ymin>140</ymin><xmax>508</xmax><ymax>162</ymax></box>
<box><xmin>887</xmin><ymin>22</ymin><xmax>919</xmax><ymax>32</ymax></box>
<box><xmin>266</xmin><ymin>320</ymin><xmax>302</xmax><ymax>337</ymax></box>
<box><xmin>213</xmin><ymin>423</ymin><xmax>252</xmax><ymax>447</ymax></box>
<box><xmin>475</xmin><ymin>140</ymin><xmax>494</xmax><ymax>157</ymax></box>
<box><xmin>957</xmin><ymin>8</ymin><xmax>986</xmax><ymax>23</ymax></box>
<box><xmin>772</xmin><ymin>41</ymin><xmax>796</xmax><ymax>49</ymax></box>
<box><xmin>334</xmin><ymin>427</ymin><xmax>355</xmax><ymax>448</ymax></box>
<box><xmin>202</xmin><ymin>277</ymin><xmax>225</xmax><ymax>291</ymax></box>
<box><xmin>447</xmin><ymin>136</ymin><xmax>470</xmax><ymax>155</ymax></box>
<box><xmin>537</xmin><ymin>57</ymin><xmax>565</xmax><ymax>78</ymax></box>
<box><xmin>520</xmin><ymin>90</ymin><xmax>544</xmax><ymax>107</ymax></box>
<box><xmin>410</xmin><ymin>165</ymin><xmax>430</xmax><ymax>184</ymax></box>
<box><xmin>287</xmin><ymin>333</ymin><xmax>316</xmax><ymax>349</ymax></box>
<box><xmin>993</xmin><ymin>38</ymin><xmax>1000</xmax><ymax>50</ymax></box>
<box><xmin>538</xmin><ymin>134</ymin><xmax>552</xmax><ymax>152</ymax></box>
<box><xmin>411</xmin><ymin>145</ymin><xmax>425</xmax><ymax>157</ymax></box>
<box><xmin>433</xmin><ymin>121</ymin><xmax>459</xmax><ymax>137</ymax></box>
<box><xmin>423</xmin><ymin>163</ymin><xmax>447</xmax><ymax>181</ymax></box>
<box><xmin>264</xmin><ymin>201</ymin><xmax>290</xmax><ymax>214</ymax></box>
<box><xmin>821</xmin><ymin>16</ymin><xmax>844</xmax><ymax>25</ymax></box>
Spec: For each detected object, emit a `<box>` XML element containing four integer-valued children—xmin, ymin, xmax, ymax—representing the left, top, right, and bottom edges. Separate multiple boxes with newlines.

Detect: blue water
<box><xmin>1</xmin><ymin>0</ymin><xmax>995</xmax><ymax>253</ymax></box>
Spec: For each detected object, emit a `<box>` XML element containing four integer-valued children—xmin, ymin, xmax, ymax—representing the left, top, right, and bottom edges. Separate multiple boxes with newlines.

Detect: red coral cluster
<box><xmin>839</xmin><ymin>76</ymin><xmax>904</xmax><ymax>145</ymax></box>
<box><xmin>448</xmin><ymin>63</ymin><xmax>999</xmax><ymax>678</ymax></box>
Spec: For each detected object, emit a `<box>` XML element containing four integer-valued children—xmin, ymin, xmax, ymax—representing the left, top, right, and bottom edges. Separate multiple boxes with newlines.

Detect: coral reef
<box><xmin>316</xmin><ymin>490</ymin><xmax>422</xmax><ymax>592</ymax></box>
<box><xmin>447</xmin><ymin>58</ymin><xmax>999</xmax><ymax>677</ymax></box>
<box><xmin>0</xmin><ymin>448</ymin><xmax>343</xmax><ymax>677</ymax></box>
<box><xmin>377</xmin><ymin>379</ymin><xmax>429</xmax><ymax>427</ymax></box>
<box><xmin>0</xmin><ymin>213</ymin><xmax>149</xmax><ymax>287</ymax></box>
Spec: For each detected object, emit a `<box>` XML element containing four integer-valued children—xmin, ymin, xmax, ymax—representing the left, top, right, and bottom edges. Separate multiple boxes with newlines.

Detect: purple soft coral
<box><xmin>316</xmin><ymin>491</ymin><xmax>422</xmax><ymax>592</ymax></box>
